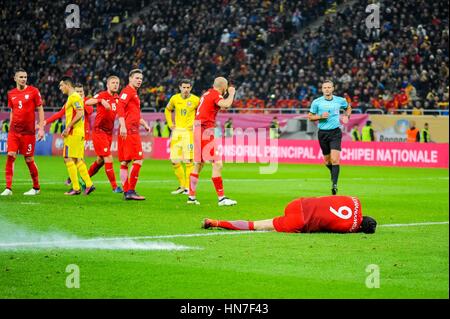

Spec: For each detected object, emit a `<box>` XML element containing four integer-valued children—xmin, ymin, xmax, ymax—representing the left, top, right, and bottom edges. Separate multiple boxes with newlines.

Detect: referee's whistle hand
<box><xmin>321</xmin><ymin>112</ymin><xmax>329</xmax><ymax>119</ymax></box>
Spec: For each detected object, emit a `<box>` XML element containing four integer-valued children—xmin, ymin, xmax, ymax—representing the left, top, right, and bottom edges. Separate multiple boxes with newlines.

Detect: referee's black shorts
<box><xmin>318</xmin><ymin>127</ymin><xmax>342</xmax><ymax>156</ymax></box>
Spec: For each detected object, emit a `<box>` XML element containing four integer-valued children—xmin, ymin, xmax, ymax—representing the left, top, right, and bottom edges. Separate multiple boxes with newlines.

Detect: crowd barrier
<box><xmin>1</xmin><ymin>133</ymin><xmax>447</xmax><ymax>168</ymax></box>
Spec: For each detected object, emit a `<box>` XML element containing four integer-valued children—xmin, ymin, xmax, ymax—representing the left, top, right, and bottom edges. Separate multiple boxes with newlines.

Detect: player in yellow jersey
<box><xmin>164</xmin><ymin>79</ymin><xmax>200</xmax><ymax>194</ymax></box>
<box><xmin>58</xmin><ymin>76</ymin><xmax>95</xmax><ymax>196</ymax></box>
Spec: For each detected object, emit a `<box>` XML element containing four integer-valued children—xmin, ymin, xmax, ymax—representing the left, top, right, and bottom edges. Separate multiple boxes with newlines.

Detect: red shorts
<box><xmin>118</xmin><ymin>133</ymin><xmax>143</xmax><ymax>162</ymax></box>
<box><xmin>272</xmin><ymin>199</ymin><xmax>305</xmax><ymax>233</ymax></box>
<box><xmin>7</xmin><ymin>131</ymin><xmax>36</xmax><ymax>156</ymax></box>
<box><xmin>194</xmin><ymin>125</ymin><xmax>218</xmax><ymax>162</ymax></box>
<box><xmin>93</xmin><ymin>131</ymin><xmax>113</xmax><ymax>157</ymax></box>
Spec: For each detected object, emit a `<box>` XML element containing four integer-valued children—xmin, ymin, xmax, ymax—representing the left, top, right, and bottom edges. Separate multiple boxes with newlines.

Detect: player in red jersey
<box><xmin>84</xmin><ymin>75</ymin><xmax>122</xmax><ymax>193</ymax></box>
<box><xmin>117</xmin><ymin>69</ymin><xmax>150</xmax><ymax>200</ymax></box>
<box><xmin>43</xmin><ymin>83</ymin><xmax>93</xmax><ymax>187</ymax></box>
<box><xmin>187</xmin><ymin>77</ymin><xmax>237</xmax><ymax>206</ymax></box>
<box><xmin>202</xmin><ymin>195</ymin><xmax>377</xmax><ymax>234</ymax></box>
<box><xmin>1</xmin><ymin>68</ymin><xmax>45</xmax><ymax>196</ymax></box>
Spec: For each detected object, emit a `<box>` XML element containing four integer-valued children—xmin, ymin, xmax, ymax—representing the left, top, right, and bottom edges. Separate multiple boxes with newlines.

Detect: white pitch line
<box><xmin>0</xmin><ymin>221</ymin><xmax>447</xmax><ymax>249</ymax></box>
<box><xmin>379</xmin><ymin>221</ymin><xmax>449</xmax><ymax>227</ymax></box>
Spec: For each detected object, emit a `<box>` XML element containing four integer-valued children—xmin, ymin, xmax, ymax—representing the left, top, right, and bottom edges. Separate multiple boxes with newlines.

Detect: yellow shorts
<box><xmin>64</xmin><ymin>135</ymin><xmax>85</xmax><ymax>159</ymax></box>
<box><xmin>170</xmin><ymin>129</ymin><xmax>193</xmax><ymax>161</ymax></box>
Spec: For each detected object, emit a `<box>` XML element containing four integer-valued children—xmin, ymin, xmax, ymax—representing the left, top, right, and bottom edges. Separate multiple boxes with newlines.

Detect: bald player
<box><xmin>187</xmin><ymin>77</ymin><xmax>237</xmax><ymax>206</ymax></box>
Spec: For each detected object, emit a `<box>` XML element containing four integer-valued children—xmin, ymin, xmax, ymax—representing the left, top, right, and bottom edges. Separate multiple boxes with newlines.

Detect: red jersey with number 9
<box><xmin>195</xmin><ymin>88</ymin><xmax>224</xmax><ymax>128</ymax></box>
<box><xmin>7</xmin><ymin>85</ymin><xmax>43</xmax><ymax>135</ymax></box>
<box><xmin>273</xmin><ymin>195</ymin><xmax>363</xmax><ymax>233</ymax></box>
<box><xmin>301</xmin><ymin>196</ymin><xmax>363</xmax><ymax>233</ymax></box>
<box><xmin>93</xmin><ymin>90</ymin><xmax>119</xmax><ymax>135</ymax></box>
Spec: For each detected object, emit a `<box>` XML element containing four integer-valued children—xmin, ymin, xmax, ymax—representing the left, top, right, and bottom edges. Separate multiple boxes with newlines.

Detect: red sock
<box><xmin>128</xmin><ymin>163</ymin><xmax>142</xmax><ymax>191</ymax></box>
<box><xmin>212</xmin><ymin>176</ymin><xmax>224</xmax><ymax>197</ymax></box>
<box><xmin>88</xmin><ymin>161</ymin><xmax>103</xmax><ymax>177</ymax></box>
<box><xmin>120</xmin><ymin>164</ymin><xmax>129</xmax><ymax>192</ymax></box>
<box><xmin>104</xmin><ymin>162</ymin><xmax>118</xmax><ymax>189</ymax></box>
<box><xmin>217</xmin><ymin>220</ymin><xmax>255</xmax><ymax>230</ymax></box>
<box><xmin>189</xmin><ymin>173</ymin><xmax>199</xmax><ymax>196</ymax></box>
<box><xmin>25</xmin><ymin>160</ymin><xmax>40</xmax><ymax>190</ymax></box>
<box><xmin>5</xmin><ymin>155</ymin><xmax>15</xmax><ymax>189</ymax></box>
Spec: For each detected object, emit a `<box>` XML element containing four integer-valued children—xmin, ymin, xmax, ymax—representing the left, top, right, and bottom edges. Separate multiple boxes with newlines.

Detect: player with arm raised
<box><xmin>1</xmin><ymin>68</ymin><xmax>44</xmax><ymax>196</ymax></box>
<box><xmin>203</xmin><ymin>195</ymin><xmax>377</xmax><ymax>234</ymax></box>
<box><xmin>84</xmin><ymin>75</ymin><xmax>122</xmax><ymax>193</ymax></box>
<box><xmin>187</xmin><ymin>77</ymin><xmax>237</xmax><ymax>206</ymax></box>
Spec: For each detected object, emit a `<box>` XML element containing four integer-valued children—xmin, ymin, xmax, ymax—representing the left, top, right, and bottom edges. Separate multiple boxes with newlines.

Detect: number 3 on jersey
<box><xmin>329</xmin><ymin>205</ymin><xmax>352</xmax><ymax>219</ymax></box>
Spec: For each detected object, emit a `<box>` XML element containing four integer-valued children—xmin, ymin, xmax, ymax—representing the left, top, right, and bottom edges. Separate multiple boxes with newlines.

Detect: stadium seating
<box><xmin>0</xmin><ymin>0</ymin><xmax>448</xmax><ymax>115</ymax></box>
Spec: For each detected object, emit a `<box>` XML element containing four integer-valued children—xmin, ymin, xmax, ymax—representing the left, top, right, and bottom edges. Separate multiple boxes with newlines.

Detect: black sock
<box><xmin>331</xmin><ymin>165</ymin><xmax>340</xmax><ymax>186</ymax></box>
<box><xmin>326</xmin><ymin>164</ymin><xmax>332</xmax><ymax>172</ymax></box>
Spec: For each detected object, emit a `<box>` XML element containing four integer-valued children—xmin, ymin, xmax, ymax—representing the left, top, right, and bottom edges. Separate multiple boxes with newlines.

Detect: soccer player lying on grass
<box><xmin>202</xmin><ymin>195</ymin><xmax>377</xmax><ymax>234</ymax></box>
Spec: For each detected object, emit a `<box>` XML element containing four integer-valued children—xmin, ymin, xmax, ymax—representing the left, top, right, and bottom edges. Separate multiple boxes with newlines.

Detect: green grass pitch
<box><xmin>0</xmin><ymin>156</ymin><xmax>448</xmax><ymax>298</ymax></box>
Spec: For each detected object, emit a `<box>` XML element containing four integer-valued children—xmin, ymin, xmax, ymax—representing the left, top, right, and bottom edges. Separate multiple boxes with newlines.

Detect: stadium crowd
<box><xmin>0</xmin><ymin>0</ymin><xmax>448</xmax><ymax>114</ymax></box>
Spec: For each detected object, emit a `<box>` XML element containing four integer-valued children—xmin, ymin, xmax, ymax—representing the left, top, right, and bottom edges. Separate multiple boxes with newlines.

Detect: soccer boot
<box><xmin>202</xmin><ymin>218</ymin><xmax>218</xmax><ymax>229</ymax></box>
<box><xmin>187</xmin><ymin>197</ymin><xmax>200</xmax><ymax>205</ymax></box>
<box><xmin>1</xmin><ymin>188</ymin><xmax>12</xmax><ymax>196</ymax></box>
<box><xmin>23</xmin><ymin>188</ymin><xmax>40</xmax><ymax>196</ymax></box>
<box><xmin>218</xmin><ymin>197</ymin><xmax>237</xmax><ymax>206</ymax></box>
<box><xmin>332</xmin><ymin>184</ymin><xmax>338</xmax><ymax>195</ymax></box>
<box><xmin>113</xmin><ymin>186</ymin><xmax>123</xmax><ymax>193</ymax></box>
<box><xmin>64</xmin><ymin>189</ymin><xmax>81</xmax><ymax>196</ymax></box>
<box><xmin>171</xmin><ymin>187</ymin><xmax>186</xmax><ymax>195</ymax></box>
<box><xmin>124</xmin><ymin>190</ymin><xmax>146</xmax><ymax>200</ymax></box>
<box><xmin>84</xmin><ymin>185</ymin><xmax>96</xmax><ymax>195</ymax></box>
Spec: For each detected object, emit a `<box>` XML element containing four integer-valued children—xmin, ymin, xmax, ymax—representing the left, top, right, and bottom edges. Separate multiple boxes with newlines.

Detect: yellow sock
<box><xmin>172</xmin><ymin>163</ymin><xmax>185</xmax><ymax>188</ymax></box>
<box><xmin>184</xmin><ymin>162</ymin><xmax>194</xmax><ymax>189</ymax></box>
<box><xmin>77</xmin><ymin>161</ymin><xmax>93</xmax><ymax>188</ymax></box>
<box><xmin>66</xmin><ymin>161</ymin><xmax>80</xmax><ymax>191</ymax></box>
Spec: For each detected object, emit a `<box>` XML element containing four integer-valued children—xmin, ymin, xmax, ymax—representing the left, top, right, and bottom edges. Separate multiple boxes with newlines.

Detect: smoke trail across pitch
<box><xmin>0</xmin><ymin>217</ymin><xmax>199</xmax><ymax>251</ymax></box>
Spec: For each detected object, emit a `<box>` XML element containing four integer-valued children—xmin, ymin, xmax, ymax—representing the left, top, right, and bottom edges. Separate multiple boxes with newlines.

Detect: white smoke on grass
<box><xmin>0</xmin><ymin>217</ymin><xmax>198</xmax><ymax>251</ymax></box>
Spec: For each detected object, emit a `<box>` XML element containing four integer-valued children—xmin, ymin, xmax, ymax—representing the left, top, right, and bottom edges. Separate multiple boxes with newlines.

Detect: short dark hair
<box><xmin>14</xmin><ymin>68</ymin><xmax>27</xmax><ymax>75</ymax></box>
<box><xmin>61</xmin><ymin>76</ymin><xmax>74</xmax><ymax>86</ymax></box>
<box><xmin>179</xmin><ymin>79</ymin><xmax>192</xmax><ymax>86</ymax></box>
<box><xmin>360</xmin><ymin>216</ymin><xmax>377</xmax><ymax>234</ymax></box>
<box><xmin>322</xmin><ymin>79</ymin><xmax>334</xmax><ymax>86</ymax></box>
<box><xmin>129</xmin><ymin>69</ymin><xmax>143</xmax><ymax>77</ymax></box>
<box><xmin>74</xmin><ymin>83</ymin><xmax>83</xmax><ymax>88</ymax></box>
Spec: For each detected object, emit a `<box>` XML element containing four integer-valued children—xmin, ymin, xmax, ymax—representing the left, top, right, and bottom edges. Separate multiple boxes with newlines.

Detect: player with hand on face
<box><xmin>187</xmin><ymin>77</ymin><xmax>237</xmax><ymax>206</ymax></box>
